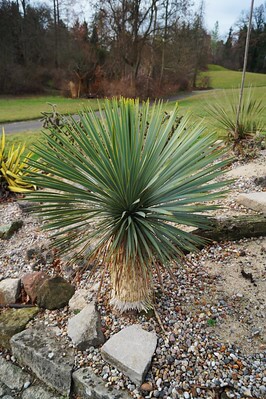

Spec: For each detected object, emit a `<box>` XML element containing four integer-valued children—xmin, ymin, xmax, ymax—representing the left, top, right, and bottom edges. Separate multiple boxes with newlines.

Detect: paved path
<box><xmin>0</xmin><ymin>119</ymin><xmax>43</xmax><ymax>134</ymax></box>
<box><xmin>1</xmin><ymin>91</ymin><xmax>207</xmax><ymax>134</ymax></box>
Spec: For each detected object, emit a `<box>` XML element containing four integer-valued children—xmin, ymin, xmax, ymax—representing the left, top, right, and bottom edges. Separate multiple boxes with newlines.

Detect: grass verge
<box><xmin>0</xmin><ymin>96</ymin><xmax>103</xmax><ymax>123</ymax></box>
<box><xmin>4</xmin><ymin>86</ymin><xmax>266</xmax><ymax>150</ymax></box>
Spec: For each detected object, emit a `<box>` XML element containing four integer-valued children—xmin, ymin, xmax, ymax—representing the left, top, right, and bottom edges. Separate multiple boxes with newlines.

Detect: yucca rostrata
<box><xmin>26</xmin><ymin>98</ymin><xmax>231</xmax><ymax>312</ymax></box>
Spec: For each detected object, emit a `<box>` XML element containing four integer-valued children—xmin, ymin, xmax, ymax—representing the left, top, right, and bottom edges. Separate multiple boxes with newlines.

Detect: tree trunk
<box><xmin>193</xmin><ymin>215</ymin><xmax>266</xmax><ymax>243</ymax></box>
<box><xmin>109</xmin><ymin>260</ymin><xmax>153</xmax><ymax>312</ymax></box>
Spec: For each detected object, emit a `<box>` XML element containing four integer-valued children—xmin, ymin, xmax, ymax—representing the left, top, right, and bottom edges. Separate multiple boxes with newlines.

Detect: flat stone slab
<box><xmin>101</xmin><ymin>324</ymin><xmax>157</xmax><ymax>386</ymax></box>
<box><xmin>226</xmin><ymin>161</ymin><xmax>266</xmax><ymax>179</ymax></box>
<box><xmin>0</xmin><ymin>357</ymin><xmax>31</xmax><ymax>390</ymax></box>
<box><xmin>0</xmin><ymin>307</ymin><xmax>39</xmax><ymax>349</ymax></box>
<box><xmin>237</xmin><ymin>192</ymin><xmax>266</xmax><ymax>214</ymax></box>
<box><xmin>10</xmin><ymin>327</ymin><xmax>74</xmax><ymax>396</ymax></box>
<box><xmin>72</xmin><ymin>367</ymin><xmax>132</xmax><ymax>399</ymax></box>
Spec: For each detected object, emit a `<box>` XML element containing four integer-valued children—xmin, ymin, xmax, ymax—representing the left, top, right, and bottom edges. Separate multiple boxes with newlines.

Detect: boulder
<box><xmin>10</xmin><ymin>327</ymin><xmax>74</xmax><ymax>396</ymax></box>
<box><xmin>36</xmin><ymin>276</ymin><xmax>75</xmax><ymax>310</ymax></box>
<box><xmin>72</xmin><ymin>367</ymin><xmax>132</xmax><ymax>399</ymax></box>
<box><xmin>68</xmin><ymin>302</ymin><xmax>105</xmax><ymax>350</ymax></box>
<box><xmin>101</xmin><ymin>324</ymin><xmax>157</xmax><ymax>386</ymax></box>
<box><xmin>68</xmin><ymin>288</ymin><xmax>89</xmax><ymax>311</ymax></box>
<box><xmin>22</xmin><ymin>272</ymin><xmax>49</xmax><ymax>303</ymax></box>
<box><xmin>0</xmin><ymin>307</ymin><xmax>39</xmax><ymax>349</ymax></box>
<box><xmin>237</xmin><ymin>192</ymin><xmax>266</xmax><ymax>214</ymax></box>
<box><xmin>0</xmin><ymin>278</ymin><xmax>21</xmax><ymax>305</ymax></box>
<box><xmin>68</xmin><ymin>283</ymin><xmax>100</xmax><ymax>311</ymax></box>
<box><xmin>0</xmin><ymin>357</ymin><xmax>31</xmax><ymax>391</ymax></box>
<box><xmin>0</xmin><ymin>220</ymin><xmax>23</xmax><ymax>239</ymax></box>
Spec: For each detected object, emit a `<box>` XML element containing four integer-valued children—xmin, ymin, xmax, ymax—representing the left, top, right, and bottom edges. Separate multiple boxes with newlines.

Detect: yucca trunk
<box><xmin>109</xmin><ymin>259</ymin><xmax>153</xmax><ymax>312</ymax></box>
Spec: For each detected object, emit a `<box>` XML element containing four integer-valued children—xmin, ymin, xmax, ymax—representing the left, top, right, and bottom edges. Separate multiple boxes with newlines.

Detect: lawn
<box><xmin>4</xmin><ymin>129</ymin><xmax>45</xmax><ymax>153</ymax></box>
<box><xmin>0</xmin><ymin>96</ymin><xmax>103</xmax><ymax>123</ymax></box>
<box><xmin>165</xmin><ymin>86</ymin><xmax>266</xmax><ymax>137</ymax></box>
<box><xmin>4</xmin><ymin>86</ymin><xmax>265</xmax><ymax>152</ymax></box>
<box><xmin>2</xmin><ymin>65</ymin><xmax>266</xmax><ymax>150</ymax></box>
<box><xmin>199</xmin><ymin>65</ymin><xmax>266</xmax><ymax>89</ymax></box>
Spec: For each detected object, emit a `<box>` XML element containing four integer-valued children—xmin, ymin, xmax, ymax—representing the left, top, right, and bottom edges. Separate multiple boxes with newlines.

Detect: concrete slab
<box><xmin>10</xmin><ymin>328</ymin><xmax>74</xmax><ymax>396</ymax></box>
<box><xmin>101</xmin><ymin>324</ymin><xmax>157</xmax><ymax>386</ymax></box>
<box><xmin>237</xmin><ymin>192</ymin><xmax>266</xmax><ymax>214</ymax></box>
<box><xmin>73</xmin><ymin>367</ymin><xmax>132</xmax><ymax>399</ymax></box>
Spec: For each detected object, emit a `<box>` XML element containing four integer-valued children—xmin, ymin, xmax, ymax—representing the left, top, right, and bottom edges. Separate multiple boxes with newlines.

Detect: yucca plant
<box><xmin>0</xmin><ymin>129</ymin><xmax>36</xmax><ymax>197</ymax></box>
<box><xmin>25</xmin><ymin>98</ymin><xmax>231</xmax><ymax>312</ymax></box>
<box><xmin>206</xmin><ymin>87</ymin><xmax>265</xmax><ymax>144</ymax></box>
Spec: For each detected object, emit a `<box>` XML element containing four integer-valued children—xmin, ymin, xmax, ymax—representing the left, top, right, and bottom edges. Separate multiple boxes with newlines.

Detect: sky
<box><xmin>193</xmin><ymin>0</ymin><xmax>258</xmax><ymax>38</ymax></box>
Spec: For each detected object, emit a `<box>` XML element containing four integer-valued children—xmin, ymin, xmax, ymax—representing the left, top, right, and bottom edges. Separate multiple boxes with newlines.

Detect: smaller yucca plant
<box><xmin>206</xmin><ymin>87</ymin><xmax>265</xmax><ymax>143</ymax></box>
<box><xmin>25</xmin><ymin>98</ymin><xmax>232</xmax><ymax>312</ymax></box>
<box><xmin>0</xmin><ymin>129</ymin><xmax>36</xmax><ymax>196</ymax></box>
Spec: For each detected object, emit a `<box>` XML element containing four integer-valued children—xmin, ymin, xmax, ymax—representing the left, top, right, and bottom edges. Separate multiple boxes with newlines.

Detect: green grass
<box><xmin>0</xmin><ymin>96</ymin><xmax>102</xmax><ymax>123</ymax></box>
<box><xmin>199</xmin><ymin>68</ymin><xmax>266</xmax><ymax>89</ymax></box>
<box><xmin>5</xmin><ymin>87</ymin><xmax>266</xmax><ymax>150</ymax></box>
<box><xmin>4</xmin><ymin>129</ymin><xmax>45</xmax><ymax>153</ymax></box>
<box><xmin>165</xmin><ymin>86</ymin><xmax>266</xmax><ymax>137</ymax></box>
<box><xmin>207</xmin><ymin>64</ymin><xmax>229</xmax><ymax>71</ymax></box>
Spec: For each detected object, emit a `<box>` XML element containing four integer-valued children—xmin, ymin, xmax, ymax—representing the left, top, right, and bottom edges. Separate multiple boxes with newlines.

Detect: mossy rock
<box><xmin>0</xmin><ymin>307</ymin><xmax>39</xmax><ymax>349</ymax></box>
<box><xmin>0</xmin><ymin>221</ymin><xmax>23</xmax><ymax>239</ymax></box>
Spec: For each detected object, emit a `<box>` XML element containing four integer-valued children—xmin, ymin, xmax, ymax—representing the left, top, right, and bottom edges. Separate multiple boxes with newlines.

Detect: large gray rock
<box><xmin>101</xmin><ymin>324</ymin><xmax>157</xmax><ymax>386</ymax></box>
<box><xmin>0</xmin><ymin>220</ymin><xmax>23</xmax><ymax>239</ymax></box>
<box><xmin>72</xmin><ymin>367</ymin><xmax>132</xmax><ymax>399</ymax></box>
<box><xmin>21</xmin><ymin>385</ymin><xmax>62</xmax><ymax>399</ymax></box>
<box><xmin>68</xmin><ymin>303</ymin><xmax>105</xmax><ymax>350</ymax></box>
<box><xmin>10</xmin><ymin>327</ymin><xmax>74</xmax><ymax>396</ymax></box>
<box><xmin>69</xmin><ymin>283</ymin><xmax>100</xmax><ymax>311</ymax></box>
<box><xmin>0</xmin><ymin>357</ymin><xmax>31</xmax><ymax>390</ymax></box>
<box><xmin>36</xmin><ymin>276</ymin><xmax>75</xmax><ymax>310</ymax></box>
<box><xmin>237</xmin><ymin>192</ymin><xmax>266</xmax><ymax>214</ymax></box>
<box><xmin>0</xmin><ymin>278</ymin><xmax>21</xmax><ymax>305</ymax></box>
<box><xmin>68</xmin><ymin>288</ymin><xmax>89</xmax><ymax>311</ymax></box>
<box><xmin>0</xmin><ymin>307</ymin><xmax>39</xmax><ymax>349</ymax></box>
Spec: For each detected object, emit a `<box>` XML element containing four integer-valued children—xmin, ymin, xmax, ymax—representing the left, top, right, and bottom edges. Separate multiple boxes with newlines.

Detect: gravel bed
<box><xmin>0</xmin><ymin>151</ymin><xmax>265</xmax><ymax>399</ymax></box>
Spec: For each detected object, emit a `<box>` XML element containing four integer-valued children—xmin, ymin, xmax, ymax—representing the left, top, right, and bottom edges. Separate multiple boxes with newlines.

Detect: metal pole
<box><xmin>235</xmin><ymin>0</ymin><xmax>255</xmax><ymax>140</ymax></box>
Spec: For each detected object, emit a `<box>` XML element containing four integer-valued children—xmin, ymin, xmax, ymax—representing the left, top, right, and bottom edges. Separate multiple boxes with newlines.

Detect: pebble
<box><xmin>23</xmin><ymin>381</ymin><xmax>31</xmax><ymax>389</ymax></box>
<box><xmin>140</xmin><ymin>382</ymin><xmax>153</xmax><ymax>392</ymax></box>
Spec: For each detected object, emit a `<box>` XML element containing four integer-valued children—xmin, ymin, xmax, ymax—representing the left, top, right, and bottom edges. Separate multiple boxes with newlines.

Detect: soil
<box><xmin>201</xmin><ymin>238</ymin><xmax>266</xmax><ymax>355</ymax></box>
